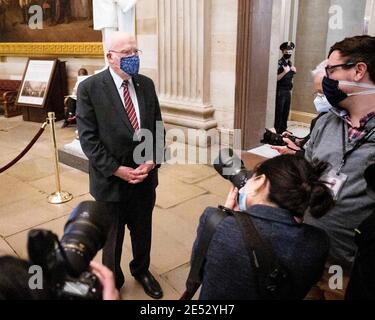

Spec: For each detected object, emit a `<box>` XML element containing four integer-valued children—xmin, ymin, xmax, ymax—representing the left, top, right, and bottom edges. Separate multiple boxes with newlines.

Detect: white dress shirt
<box><xmin>109</xmin><ymin>67</ymin><xmax>141</xmax><ymax>128</ymax></box>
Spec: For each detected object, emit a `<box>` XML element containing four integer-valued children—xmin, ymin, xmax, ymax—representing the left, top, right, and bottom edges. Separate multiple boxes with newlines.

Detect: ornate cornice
<box><xmin>0</xmin><ymin>42</ymin><xmax>103</xmax><ymax>57</ymax></box>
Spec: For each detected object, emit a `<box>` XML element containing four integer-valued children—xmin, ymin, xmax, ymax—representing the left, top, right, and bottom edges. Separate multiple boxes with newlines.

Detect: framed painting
<box><xmin>16</xmin><ymin>58</ymin><xmax>56</xmax><ymax>107</ymax></box>
<box><xmin>0</xmin><ymin>0</ymin><xmax>103</xmax><ymax>57</ymax></box>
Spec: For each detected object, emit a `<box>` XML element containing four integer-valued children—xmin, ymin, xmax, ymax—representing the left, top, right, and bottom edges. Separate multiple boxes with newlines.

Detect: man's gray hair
<box><xmin>311</xmin><ymin>59</ymin><xmax>328</xmax><ymax>78</ymax></box>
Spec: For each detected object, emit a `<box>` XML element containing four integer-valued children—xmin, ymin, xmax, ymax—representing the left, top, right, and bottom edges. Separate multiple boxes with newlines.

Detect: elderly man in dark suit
<box><xmin>76</xmin><ymin>32</ymin><xmax>165</xmax><ymax>299</ymax></box>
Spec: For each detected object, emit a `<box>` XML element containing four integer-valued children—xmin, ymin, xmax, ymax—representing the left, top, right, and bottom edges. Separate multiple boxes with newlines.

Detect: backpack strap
<box><xmin>180</xmin><ymin>206</ymin><xmax>230</xmax><ymax>300</ymax></box>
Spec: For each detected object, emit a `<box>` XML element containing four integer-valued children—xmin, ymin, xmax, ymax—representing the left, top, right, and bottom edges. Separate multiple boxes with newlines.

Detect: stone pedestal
<box><xmin>58</xmin><ymin>139</ymin><xmax>88</xmax><ymax>173</ymax></box>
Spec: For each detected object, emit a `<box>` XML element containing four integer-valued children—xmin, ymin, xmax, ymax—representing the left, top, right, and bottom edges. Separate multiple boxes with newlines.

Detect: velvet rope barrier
<box><xmin>0</xmin><ymin>122</ymin><xmax>47</xmax><ymax>174</ymax></box>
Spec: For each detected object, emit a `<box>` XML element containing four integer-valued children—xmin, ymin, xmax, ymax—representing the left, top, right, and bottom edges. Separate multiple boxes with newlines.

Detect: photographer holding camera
<box><xmin>0</xmin><ymin>256</ymin><xmax>119</xmax><ymax>300</ymax></box>
<box><xmin>189</xmin><ymin>154</ymin><xmax>334</xmax><ymax>300</ymax></box>
<box><xmin>0</xmin><ymin>201</ymin><xmax>120</xmax><ymax>300</ymax></box>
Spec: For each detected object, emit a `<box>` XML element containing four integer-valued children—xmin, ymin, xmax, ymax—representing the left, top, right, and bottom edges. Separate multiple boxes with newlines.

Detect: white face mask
<box><xmin>314</xmin><ymin>95</ymin><xmax>333</xmax><ymax>113</ymax></box>
<box><xmin>339</xmin><ymin>81</ymin><xmax>375</xmax><ymax>97</ymax></box>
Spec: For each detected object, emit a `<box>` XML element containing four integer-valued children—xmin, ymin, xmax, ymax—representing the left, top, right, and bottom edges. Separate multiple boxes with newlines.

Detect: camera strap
<box><xmin>180</xmin><ymin>206</ymin><xmax>230</xmax><ymax>300</ymax></box>
<box><xmin>232</xmin><ymin>210</ymin><xmax>292</xmax><ymax>299</ymax></box>
<box><xmin>338</xmin><ymin>124</ymin><xmax>375</xmax><ymax>175</ymax></box>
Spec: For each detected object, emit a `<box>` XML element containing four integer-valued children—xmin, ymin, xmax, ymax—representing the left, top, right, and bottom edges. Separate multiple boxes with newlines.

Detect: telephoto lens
<box><xmin>59</xmin><ymin>201</ymin><xmax>112</xmax><ymax>277</ymax></box>
<box><xmin>213</xmin><ymin>148</ymin><xmax>251</xmax><ymax>190</ymax></box>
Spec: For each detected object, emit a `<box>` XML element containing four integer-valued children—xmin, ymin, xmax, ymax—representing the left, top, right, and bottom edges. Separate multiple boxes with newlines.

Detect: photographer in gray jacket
<box><xmin>304</xmin><ymin>35</ymin><xmax>375</xmax><ymax>300</ymax></box>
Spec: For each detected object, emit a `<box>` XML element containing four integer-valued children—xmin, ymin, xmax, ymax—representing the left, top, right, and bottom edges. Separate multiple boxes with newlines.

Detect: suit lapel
<box><xmin>133</xmin><ymin>76</ymin><xmax>147</xmax><ymax>129</ymax></box>
<box><xmin>102</xmin><ymin>69</ymin><xmax>134</xmax><ymax>134</ymax></box>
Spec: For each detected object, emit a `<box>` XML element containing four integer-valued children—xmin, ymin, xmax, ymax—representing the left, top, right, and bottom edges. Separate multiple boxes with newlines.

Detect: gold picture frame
<box><xmin>0</xmin><ymin>42</ymin><xmax>103</xmax><ymax>57</ymax></box>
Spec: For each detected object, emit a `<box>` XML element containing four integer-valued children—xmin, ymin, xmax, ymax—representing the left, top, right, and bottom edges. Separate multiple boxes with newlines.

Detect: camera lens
<box><xmin>59</xmin><ymin>201</ymin><xmax>111</xmax><ymax>277</ymax></box>
<box><xmin>214</xmin><ymin>148</ymin><xmax>251</xmax><ymax>189</ymax></box>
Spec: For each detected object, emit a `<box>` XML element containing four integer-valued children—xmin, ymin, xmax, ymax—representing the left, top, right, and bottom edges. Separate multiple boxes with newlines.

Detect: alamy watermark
<box><xmin>27</xmin><ymin>5</ymin><xmax>43</xmax><ymax>30</ymax></box>
<box><xmin>328</xmin><ymin>265</ymin><xmax>344</xmax><ymax>290</ymax></box>
<box><xmin>329</xmin><ymin>5</ymin><xmax>344</xmax><ymax>30</ymax></box>
<box><xmin>131</xmin><ymin>122</ymin><xmax>243</xmax><ymax>171</ymax></box>
<box><xmin>28</xmin><ymin>265</ymin><xmax>43</xmax><ymax>290</ymax></box>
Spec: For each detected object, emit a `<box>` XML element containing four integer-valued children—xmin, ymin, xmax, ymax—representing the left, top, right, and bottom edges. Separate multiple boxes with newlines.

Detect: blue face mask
<box><xmin>239</xmin><ymin>188</ymin><xmax>248</xmax><ymax>211</ymax></box>
<box><xmin>120</xmin><ymin>55</ymin><xmax>140</xmax><ymax>77</ymax></box>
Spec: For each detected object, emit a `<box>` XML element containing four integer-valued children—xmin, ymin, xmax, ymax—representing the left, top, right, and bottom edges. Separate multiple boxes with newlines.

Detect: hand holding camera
<box><xmin>89</xmin><ymin>261</ymin><xmax>119</xmax><ymax>300</ymax></box>
<box><xmin>271</xmin><ymin>137</ymin><xmax>301</xmax><ymax>155</ymax></box>
<box><xmin>214</xmin><ymin>148</ymin><xmax>250</xmax><ymax>190</ymax></box>
<box><xmin>260</xmin><ymin>129</ymin><xmax>302</xmax><ymax>155</ymax></box>
<box><xmin>27</xmin><ymin>201</ymin><xmax>113</xmax><ymax>300</ymax></box>
<box><xmin>224</xmin><ymin>186</ymin><xmax>240</xmax><ymax>211</ymax></box>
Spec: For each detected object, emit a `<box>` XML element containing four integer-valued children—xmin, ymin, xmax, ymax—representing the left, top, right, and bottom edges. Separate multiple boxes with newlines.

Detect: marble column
<box><xmin>157</xmin><ymin>0</ymin><xmax>217</xmax><ymax>131</ymax></box>
<box><xmin>292</xmin><ymin>0</ymin><xmax>330</xmax><ymax>117</ymax></box>
<box><xmin>365</xmin><ymin>0</ymin><xmax>375</xmax><ymax>35</ymax></box>
<box><xmin>326</xmin><ymin>0</ymin><xmax>367</xmax><ymax>53</ymax></box>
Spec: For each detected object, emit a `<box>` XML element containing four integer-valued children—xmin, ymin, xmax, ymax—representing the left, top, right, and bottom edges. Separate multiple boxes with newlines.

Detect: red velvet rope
<box><xmin>0</xmin><ymin>122</ymin><xmax>47</xmax><ymax>174</ymax></box>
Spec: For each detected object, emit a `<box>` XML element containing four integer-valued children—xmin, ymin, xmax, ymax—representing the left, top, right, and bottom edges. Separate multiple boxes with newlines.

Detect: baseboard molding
<box><xmin>290</xmin><ymin>111</ymin><xmax>317</xmax><ymax>124</ymax></box>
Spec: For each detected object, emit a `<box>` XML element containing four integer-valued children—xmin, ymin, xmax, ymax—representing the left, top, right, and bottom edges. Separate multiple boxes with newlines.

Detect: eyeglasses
<box><xmin>325</xmin><ymin>62</ymin><xmax>356</xmax><ymax>77</ymax></box>
<box><xmin>108</xmin><ymin>49</ymin><xmax>143</xmax><ymax>57</ymax></box>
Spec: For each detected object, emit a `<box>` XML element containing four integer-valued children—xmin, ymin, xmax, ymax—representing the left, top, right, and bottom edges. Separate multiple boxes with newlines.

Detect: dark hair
<box><xmin>0</xmin><ymin>256</ymin><xmax>48</xmax><ymax>300</ymax></box>
<box><xmin>253</xmin><ymin>155</ymin><xmax>334</xmax><ymax>219</ymax></box>
<box><xmin>328</xmin><ymin>35</ymin><xmax>375</xmax><ymax>83</ymax></box>
<box><xmin>78</xmin><ymin>68</ymin><xmax>88</xmax><ymax>76</ymax></box>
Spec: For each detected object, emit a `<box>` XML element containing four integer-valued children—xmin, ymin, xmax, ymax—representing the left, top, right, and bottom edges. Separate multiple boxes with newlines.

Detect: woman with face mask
<box><xmin>191</xmin><ymin>155</ymin><xmax>334</xmax><ymax>300</ymax></box>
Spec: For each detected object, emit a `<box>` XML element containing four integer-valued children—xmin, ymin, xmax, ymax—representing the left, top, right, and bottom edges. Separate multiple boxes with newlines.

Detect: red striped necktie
<box><xmin>122</xmin><ymin>80</ymin><xmax>140</xmax><ymax>131</ymax></box>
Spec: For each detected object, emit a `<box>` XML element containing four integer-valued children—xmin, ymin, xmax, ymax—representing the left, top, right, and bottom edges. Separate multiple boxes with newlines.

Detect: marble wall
<box><xmin>0</xmin><ymin>56</ymin><xmax>104</xmax><ymax>93</ymax></box>
<box><xmin>0</xmin><ymin>0</ymin><xmax>238</xmax><ymax>136</ymax></box>
<box><xmin>326</xmin><ymin>0</ymin><xmax>367</xmax><ymax>54</ymax></box>
<box><xmin>210</xmin><ymin>0</ymin><xmax>238</xmax><ymax>130</ymax></box>
<box><xmin>292</xmin><ymin>0</ymin><xmax>330</xmax><ymax>116</ymax></box>
<box><xmin>292</xmin><ymin>0</ymin><xmax>369</xmax><ymax>121</ymax></box>
<box><xmin>1</xmin><ymin>0</ymin><xmax>373</xmax><ymax>134</ymax></box>
<box><xmin>367</xmin><ymin>0</ymin><xmax>375</xmax><ymax>34</ymax></box>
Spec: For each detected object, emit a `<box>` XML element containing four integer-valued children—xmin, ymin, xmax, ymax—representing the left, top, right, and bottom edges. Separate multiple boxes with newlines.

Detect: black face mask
<box><xmin>322</xmin><ymin>77</ymin><xmax>348</xmax><ymax>107</ymax></box>
<box><xmin>283</xmin><ymin>54</ymin><xmax>292</xmax><ymax>60</ymax></box>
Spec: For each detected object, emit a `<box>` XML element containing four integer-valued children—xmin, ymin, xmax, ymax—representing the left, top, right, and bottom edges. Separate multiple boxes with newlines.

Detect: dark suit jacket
<box><xmin>76</xmin><ymin>69</ymin><xmax>165</xmax><ymax>202</ymax></box>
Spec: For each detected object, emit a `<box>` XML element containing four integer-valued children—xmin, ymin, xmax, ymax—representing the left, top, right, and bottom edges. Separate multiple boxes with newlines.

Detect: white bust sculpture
<box><xmin>93</xmin><ymin>0</ymin><xmax>137</xmax><ymax>66</ymax></box>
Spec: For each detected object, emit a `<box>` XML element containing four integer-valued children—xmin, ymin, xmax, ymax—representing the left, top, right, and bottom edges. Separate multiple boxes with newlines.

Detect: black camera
<box><xmin>260</xmin><ymin>129</ymin><xmax>297</xmax><ymax>146</ymax></box>
<box><xmin>27</xmin><ymin>201</ymin><xmax>111</xmax><ymax>300</ymax></box>
<box><xmin>214</xmin><ymin>148</ymin><xmax>251</xmax><ymax>189</ymax></box>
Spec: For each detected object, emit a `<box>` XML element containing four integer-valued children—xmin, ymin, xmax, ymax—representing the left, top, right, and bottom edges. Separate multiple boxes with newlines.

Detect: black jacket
<box><xmin>192</xmin><ymin>205</ymin><xmax>329</xmax><ymax>300</ymax></box>
<box><xmin>277</xmin><ymin>58</ymin><xmax>295</xmax><ymax>91</ymax></box>
<box><xmin>76</xmin><ymin>69</ymin><xmax>165</xmax><ymax>201</ymax></box>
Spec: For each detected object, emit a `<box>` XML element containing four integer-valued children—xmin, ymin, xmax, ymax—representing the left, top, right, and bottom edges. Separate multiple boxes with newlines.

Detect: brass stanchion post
<box><xmin>47</xmin><ymin>112</ymin><xmax>73</xmax><ymax>204</ymax></box>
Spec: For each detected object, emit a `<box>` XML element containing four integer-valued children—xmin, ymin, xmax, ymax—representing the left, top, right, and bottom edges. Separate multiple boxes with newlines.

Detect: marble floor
<box><xmin>0</xmin><ymin>115</ymin><xmax>274</xmax><ymax>300</ymax></box>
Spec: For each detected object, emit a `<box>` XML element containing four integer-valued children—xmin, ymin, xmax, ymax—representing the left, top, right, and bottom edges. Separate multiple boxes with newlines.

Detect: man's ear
<box><xmin>354</xmin><ymin>62</ymin><xmax>368</xmax><ymax>82</ymax></box>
